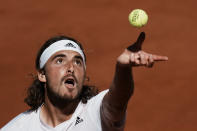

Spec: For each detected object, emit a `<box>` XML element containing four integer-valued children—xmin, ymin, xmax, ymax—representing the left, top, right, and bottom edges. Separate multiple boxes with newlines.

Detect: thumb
<box><xmin>127</xmin><ymin>32</ymin><xmax>145</xmax><ymax>52</ymax></box>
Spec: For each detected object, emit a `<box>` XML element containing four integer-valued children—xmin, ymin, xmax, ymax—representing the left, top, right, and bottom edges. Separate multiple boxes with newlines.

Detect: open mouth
<box><xmin>64</xmin><ymin>78</ymin><xmax>75</xmax><ymax>87</ymax></box>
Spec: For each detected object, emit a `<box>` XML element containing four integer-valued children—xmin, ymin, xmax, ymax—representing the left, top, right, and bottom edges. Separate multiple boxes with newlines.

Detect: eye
<box><xmin>56</xmin><ymin>58</ymin><xmax>63</xmax><ymax>64</ymax></box>
<box><xmin>75</xmin><ymin>59</ymin><xmax>82</xmax><ymax>66</ymax></box>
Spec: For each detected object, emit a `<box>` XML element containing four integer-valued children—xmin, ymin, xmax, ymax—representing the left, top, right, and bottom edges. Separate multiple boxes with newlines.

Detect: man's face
<box><xmin>43</xmin><ymin>50</ymin><xmax>86</xmax><ymax>101</ymax></box>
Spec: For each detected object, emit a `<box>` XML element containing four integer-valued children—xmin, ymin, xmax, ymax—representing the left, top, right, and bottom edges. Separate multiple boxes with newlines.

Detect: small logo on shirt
<box><xmin>64</xmin><ymin>43</ymin><xmax>76</xmax><ymax>48</ymax></box>
<box><xmin>75</xmin><ymin>117</ymin><xmax>83</xmax><ymax>126</ymax></box>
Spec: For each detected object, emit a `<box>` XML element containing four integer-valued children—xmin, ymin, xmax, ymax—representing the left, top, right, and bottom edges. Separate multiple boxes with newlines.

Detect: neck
<box><xmin>40</xmin><ymin>95</ymin><xmax>80</xmax><ymax>127</ymax></box>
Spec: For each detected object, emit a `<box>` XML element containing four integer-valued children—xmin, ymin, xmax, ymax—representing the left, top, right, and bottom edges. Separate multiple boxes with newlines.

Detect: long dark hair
<box><xmin>24</xmin><ymin>36</ymin><xmax>98</xmax><ymax>111</ymax></box>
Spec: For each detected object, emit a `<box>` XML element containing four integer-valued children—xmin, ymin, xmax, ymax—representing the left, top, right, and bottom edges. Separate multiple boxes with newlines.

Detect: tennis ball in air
<box><xmin>128</xmin><ymin>9</ymin><xmax>148</xmax><ymax>28</ymax></box>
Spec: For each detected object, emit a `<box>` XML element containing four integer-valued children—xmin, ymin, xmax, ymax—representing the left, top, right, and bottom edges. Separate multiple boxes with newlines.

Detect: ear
<box><xmin>37</xmin><ymin>70</ymin><xmax>46</xmax><ymax>82</ymax></box>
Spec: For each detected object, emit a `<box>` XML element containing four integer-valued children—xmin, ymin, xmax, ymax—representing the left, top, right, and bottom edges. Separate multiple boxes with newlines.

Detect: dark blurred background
<box><xmin>0</xmin><ymin>0</ymin><xmax>197</xmax><ymax>131</ymax></box>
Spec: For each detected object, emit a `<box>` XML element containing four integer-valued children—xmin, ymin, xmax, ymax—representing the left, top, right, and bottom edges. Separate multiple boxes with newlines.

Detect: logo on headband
<box><xmin>64</xmin><ymin>43</ymin><xmax>76</xmax><ymax>48</ymax></box>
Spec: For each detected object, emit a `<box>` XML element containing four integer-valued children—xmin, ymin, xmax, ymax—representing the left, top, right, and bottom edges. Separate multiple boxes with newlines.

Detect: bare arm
<box><xmin>101</xmin><ymin>32</ymin><xmax>168</xmax><ymax>129</ymax></box>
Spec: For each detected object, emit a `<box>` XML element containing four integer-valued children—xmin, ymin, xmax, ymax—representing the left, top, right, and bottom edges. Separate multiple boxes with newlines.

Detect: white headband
<box><xmin>39</xmin><ymin>40</ymin><xmax>86</xmax><ymax>69</ymax></box>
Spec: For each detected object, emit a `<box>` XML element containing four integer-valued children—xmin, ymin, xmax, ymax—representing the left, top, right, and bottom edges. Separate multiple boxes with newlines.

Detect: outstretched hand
<box><xmin>117</xmin><ymin>32</ymin><xmax>168</xmax><ymax>67</ymax></box>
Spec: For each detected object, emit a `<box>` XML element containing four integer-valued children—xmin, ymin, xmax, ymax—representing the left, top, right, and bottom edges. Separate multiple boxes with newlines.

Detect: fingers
<box><xmin>127</xmin><ymin>32</ymin><xmax>146</xmax><ymax>52</ymax></box>
<box><xmin>147</xmin><ymin>54</ymin><xmax>154</xmax><ymax>68</ymax></box>
<box><xmin>130</xmin><ymin>53</ymin><xmax>140</xmax><ymax>65</ymax></box>
<box><xmin>139</xmin><ymin>52</ymin><xmax>148</xmax><ymax>65</ymax></box>
<box><xmin>152</xmin><ymin>55</ymin><xmax>168</xmax><ymax>61</ymax></box>
<box><xmin>130</xmin><ymin>51</ymin><xmax>168</xmax><ymax>67</ymax></box>
<box><xmin>134</xmin><ymin>53</ymin><xmax>140</xmax><ymax>64</ymax></box>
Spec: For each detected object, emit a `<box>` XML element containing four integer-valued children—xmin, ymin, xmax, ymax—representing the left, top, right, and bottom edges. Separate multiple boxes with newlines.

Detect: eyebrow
<box><xmin>74</xmin><ymin>55</ymin><xmax>83</xmax><ymax>62</ymax></box>
<box><xmin>51</xmin><ymin>54</ymin><xmax>66</xmax><ymax>61</ymax></box>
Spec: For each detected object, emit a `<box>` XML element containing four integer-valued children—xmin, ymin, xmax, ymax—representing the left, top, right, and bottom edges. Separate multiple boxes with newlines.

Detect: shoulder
<box><xmin>89</xmin><ymin>89</ymin><xmax>109</xmax><ymax>103</ymax></box>
<box><xmin>84</xmin><ymin>89</ymin><xmax>109</xmax><ymax>115</ymax></box>
<box><xmin>86</xmin><ymin>89</ymin><xmax>109</xmax><ymax>108</ymax></box>
<box><xmin>1</xmin><ymin>110</ymin><xmax>38</xmax><ymax>131</ymax></box>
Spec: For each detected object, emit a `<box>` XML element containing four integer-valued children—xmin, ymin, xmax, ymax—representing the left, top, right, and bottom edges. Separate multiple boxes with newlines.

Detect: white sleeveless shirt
<box><xmin>1</xmin><ymin>90</ymin><xmax>109</xmax><ymax>131</ymax></box>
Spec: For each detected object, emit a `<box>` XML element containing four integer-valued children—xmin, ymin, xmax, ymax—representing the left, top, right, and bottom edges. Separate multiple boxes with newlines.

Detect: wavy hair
<box><xmin>24</xmin><ymin>35</ymin><xmax>98</xmax><ymax>111</ymax></box>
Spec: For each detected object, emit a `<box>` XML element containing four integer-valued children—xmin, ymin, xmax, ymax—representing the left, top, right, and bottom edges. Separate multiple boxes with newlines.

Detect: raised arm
<box><xmin>101</xmin><ymin>32</ymin><xmax>168</xmax><ymax>130</ymax></box>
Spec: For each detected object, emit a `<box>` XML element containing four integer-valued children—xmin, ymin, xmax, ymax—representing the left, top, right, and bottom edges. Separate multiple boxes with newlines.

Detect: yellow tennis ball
<box><xmin>128</xmin><ymin>9</ymin><xmax>148</xmax><ymax>28</ymax></box>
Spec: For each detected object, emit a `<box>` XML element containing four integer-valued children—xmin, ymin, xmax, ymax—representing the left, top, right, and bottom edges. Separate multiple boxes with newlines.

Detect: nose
<box><xmin>66</xmin><ymin>61</ymin><xmax>74</xmax><ymax>74</ymax></box>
